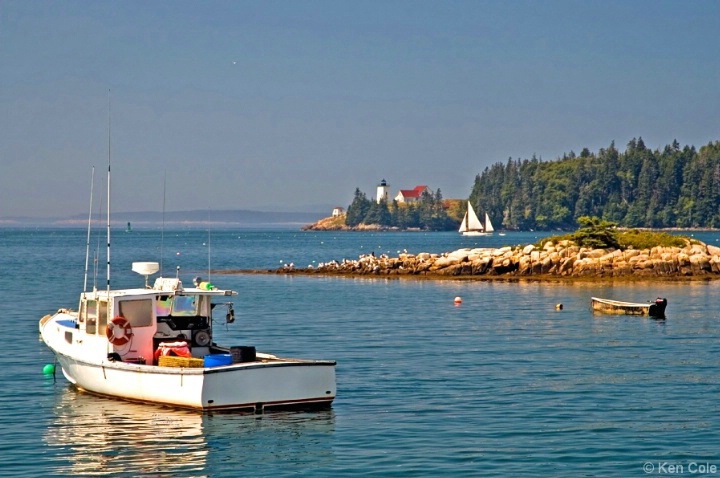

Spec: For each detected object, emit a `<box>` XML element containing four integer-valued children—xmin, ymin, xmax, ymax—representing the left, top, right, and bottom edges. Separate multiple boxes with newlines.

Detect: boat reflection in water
<box><xmin>45</xmin><ymin>386</ymin><xmax>336</xmax><ymax>476</ymax></box>
<box><xmin>45</xmin><ymin>387</ymin><xmax>207</xmax><ymax>476</ymax></box>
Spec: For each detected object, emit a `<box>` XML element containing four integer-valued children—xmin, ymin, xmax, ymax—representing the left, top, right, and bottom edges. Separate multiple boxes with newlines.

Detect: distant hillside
<box><xmin>1</xmin><ymin>209</ymin><xmax>327</xmax><ymax>227</ymax></box>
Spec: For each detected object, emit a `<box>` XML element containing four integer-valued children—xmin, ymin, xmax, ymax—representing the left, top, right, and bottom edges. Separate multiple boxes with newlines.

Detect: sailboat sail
<box><xmin>459</xmin><ymin>202</ymin><xmax>484</xmax><ymax>233</ymax></box>
<box><xmin>484</xmin><ymin>213</ymin><xmax>494</xmax><ymax>233</ymax></box>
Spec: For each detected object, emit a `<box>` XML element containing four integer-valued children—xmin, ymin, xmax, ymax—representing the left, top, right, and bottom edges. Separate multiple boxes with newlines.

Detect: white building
<box><xmin>376</xmin><ymin>179</ymin><xmax>390</xmax><ymax>203</ymax></box>
<box><xmin>395</xmin><ymin>185</ymin><xmax>430</xmax><ymax>203</ymax></box>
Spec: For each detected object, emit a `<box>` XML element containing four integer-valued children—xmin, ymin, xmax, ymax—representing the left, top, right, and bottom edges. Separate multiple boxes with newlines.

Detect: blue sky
<box><xmin>1</xmin><ymin>0</ymin><xmax>718</xmax><ymax>218</ymax></box>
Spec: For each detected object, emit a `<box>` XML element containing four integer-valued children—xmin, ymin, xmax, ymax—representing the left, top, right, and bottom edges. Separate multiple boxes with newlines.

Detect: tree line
<box><xmin>345</xmin><ymin>188</ymin><xmax>457</xmax><ymax>231</ymax></box>
<box><xmin>471</xmin><ymin>138</ymin><xmax>720</xmax><ymax>230</ymax></box>
<box><xmin>344</xmin><ymin>138</ymin><xmax>720</xmax><ymax>231</ymax></box>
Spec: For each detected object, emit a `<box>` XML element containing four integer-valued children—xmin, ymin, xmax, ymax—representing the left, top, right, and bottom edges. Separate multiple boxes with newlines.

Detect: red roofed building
<box><xmin>394</xmin><ymin>185</ymin><xmax>430</xmax><ymax>203</ymax></box>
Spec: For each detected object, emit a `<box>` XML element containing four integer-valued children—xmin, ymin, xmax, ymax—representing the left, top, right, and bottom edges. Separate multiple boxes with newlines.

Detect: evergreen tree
<box><xmin>410</xmin><ymin>188</ymin><xmax>453</xmax><ymax>230</ymax></box>
<box><xmin>345</xmin><ymin>188</ymin><xmax>371</xmax><ymax>227</ymax></box>
<box><xmin>364</xmin><ymin>199</ymin><xmax>392</xmax><ymax>226</ymax></box>
<box><xmin>390</xmin><ymin>200</ymin><xmax>401</xmax><ymax>227</ymax></box>
<box><xmin>405</xmin><ymin>204</ymin><xmax>421</xmax><ymax>229</ymax></box>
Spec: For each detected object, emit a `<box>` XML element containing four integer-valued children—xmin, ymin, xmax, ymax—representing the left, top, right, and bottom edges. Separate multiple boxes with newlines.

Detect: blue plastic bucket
<box><xmin>204</xmin><ymin>353</ymin><xmax>233</xmax><ymax>367</ymax></box>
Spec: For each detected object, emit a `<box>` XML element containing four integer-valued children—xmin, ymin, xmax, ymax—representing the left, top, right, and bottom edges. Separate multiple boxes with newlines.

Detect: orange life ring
<box><xmin>107</xmin><ymin>316</ymin><xmax>133</xmax><ymax>346</ymax></box>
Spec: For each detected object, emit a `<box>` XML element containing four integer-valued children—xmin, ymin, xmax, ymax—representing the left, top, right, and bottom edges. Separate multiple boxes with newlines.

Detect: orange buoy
<box><xmin>454</xmin><ymin>296</ymin><xmax>462</xmax><ymax>304</ymax></box>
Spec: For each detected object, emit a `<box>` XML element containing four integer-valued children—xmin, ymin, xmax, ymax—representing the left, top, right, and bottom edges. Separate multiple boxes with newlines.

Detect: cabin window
<box><xmin>171</xmin><ymin>295</ymin><xmax>200</xmax><ymax>317</ymax></box>
<box><xmin>156</xmin><ymin>296</ymin><xmax>173</xmax><ymax>316</ymax></box>
<box><xmin>85</xmin><ymin>300</ymin><xmax>97</xmax><ymax>334</ymax></box>
<box><xmin>119</xmin><ymin>299</ymin><xmax>153</xmax><ymax>327</ymax></box>
<box><xmin>98</xmin><ymin>300</ymin><xmax>108</xmax><ymax>333</ymax></box>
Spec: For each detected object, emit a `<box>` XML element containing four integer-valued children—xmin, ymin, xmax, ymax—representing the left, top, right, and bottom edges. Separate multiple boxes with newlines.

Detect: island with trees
<box><xmin>281</xmin><ymin>217</ymin><xmax>720</xmax><ymax>281</ymax></box>
<box><xmin>303</xmin><ymin>138</ymin><xmax>720</xmax><ymax>232</ymax></box>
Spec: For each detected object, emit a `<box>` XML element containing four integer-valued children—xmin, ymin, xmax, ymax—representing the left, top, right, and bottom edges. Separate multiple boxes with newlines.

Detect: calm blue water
<box><xmin>2</xmin><ymin>227</ymin><xmax>720</xmax><ymax>477</ymax></box>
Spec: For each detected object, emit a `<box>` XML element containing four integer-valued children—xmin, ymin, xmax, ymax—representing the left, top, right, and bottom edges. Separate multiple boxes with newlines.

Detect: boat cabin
<box><xmin>74</xmin><ymin>274</ymin><xmax>235</xmax><ymax>365</ymax></box>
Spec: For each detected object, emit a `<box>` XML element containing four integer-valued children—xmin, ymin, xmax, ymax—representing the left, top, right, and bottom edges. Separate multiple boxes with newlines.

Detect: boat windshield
<box><xmin>156</xmin><ymin>296</ymin><xmax>173</xmax><ymax>316</ymax></box>
<box><xmin>173</xmin><ymin>296</ymin><xmax>198</xmax><ymax>316</ymax></box>
<box><xmin>156</xmin><ymin>295</ymin><xmax>201</xmax><ymax>317</ymax></box>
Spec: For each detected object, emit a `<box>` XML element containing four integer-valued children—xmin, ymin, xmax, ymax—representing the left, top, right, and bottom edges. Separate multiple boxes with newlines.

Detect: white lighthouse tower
<box><xmin>376</xmin><ymin>179</ymin><xmax>390</xmax><ymax>203</ymax></box>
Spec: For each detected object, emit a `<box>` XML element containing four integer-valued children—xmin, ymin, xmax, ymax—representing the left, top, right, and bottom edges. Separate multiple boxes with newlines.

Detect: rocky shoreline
<box><xmin>222</xmin><ymin>239</ymin><xmax>720</xmax><ymax>281</ymax></box>
<box><xmin>300</xmin><ymin>217</ymin><xmax>415</xmax><ymax>232</ymax></box>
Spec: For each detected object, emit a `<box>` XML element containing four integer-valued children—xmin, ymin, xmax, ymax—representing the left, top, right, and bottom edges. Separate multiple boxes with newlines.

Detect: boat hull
<box><xmin>41</xmin><ymin>314</ymin><xmax>336</xmax><ymax>411</ymax></box>
<box><xmin>53</xmin><ymin>352</ymin><xmax>336</xmax><ymax>411</ymax></box>
<box><xmin>591</xmin><ymin>297</ymin><xmax>667</xmax><ymax>318</ymax></box>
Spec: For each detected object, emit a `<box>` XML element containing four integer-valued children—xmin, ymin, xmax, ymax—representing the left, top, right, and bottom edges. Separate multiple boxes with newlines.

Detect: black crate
<box><xmin>230</xmin><ymin>346</ymin><xmax>256</xmax><ymax>363</ymax></box>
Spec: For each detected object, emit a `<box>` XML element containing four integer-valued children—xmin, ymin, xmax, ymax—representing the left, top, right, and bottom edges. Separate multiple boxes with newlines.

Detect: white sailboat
<box><xmin>484</xmin><ymin>212</ymin><xmax>495</xmax><ymax>233</ymax></box>
<box><xmin>459</xmin><ymin>202</ymin><xmax>485</xmax><ymax>236</ymax></box>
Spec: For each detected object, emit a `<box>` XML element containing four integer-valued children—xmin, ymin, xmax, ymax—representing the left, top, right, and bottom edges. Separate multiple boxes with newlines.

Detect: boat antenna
<box><xmin>93</xmin><ymin>246</ymin><xmax>99</xmax><ymax>291</ymax></box>
<box><xmin>83</xmin><ymin>166</ymin><xmax>95</xmax><ymax>294</ymax></box>
<box><xmin>207</xmin><ymin>209</ymin><xmax>211</xmax><ymax>282</ymax></box>
<box><xmin>83</xmin><ymin>166</ymin><xmax>95</xmax><ymax>293</ymax></box>
<box><xmin>93</xmin><ymin>179</ymin><xmax>104</xmax><ymax>292</ymax></box>
<box><xmin>161</xmin><ymin>170</ymin><xmax>166</xmax><ymax>276</ymax></box>
<box><xmin>106</xmin><ymin>89</ymin><xmax>112</xmax><ymax>297</ymax></box>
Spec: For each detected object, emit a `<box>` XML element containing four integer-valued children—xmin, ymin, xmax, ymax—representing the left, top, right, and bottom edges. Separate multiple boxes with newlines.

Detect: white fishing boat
<box><xmin>39</xmin><ymin>267</ymin><xmax>336</xmax><ymax>411</ymax></box>
<box><xmin>39</xmin><ymin>100</ymin><xmax>336</xmax><ymax>412</ymax></box>
<box><xmin>459</xmin><ymin>202</ymin><xmax>494</xmax><ymax>236</ymax></box>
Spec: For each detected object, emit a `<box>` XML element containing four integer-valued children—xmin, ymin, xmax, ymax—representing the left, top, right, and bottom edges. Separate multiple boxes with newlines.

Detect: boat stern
<box><xmin>649</xmin><ymin>297</ymin><xmax>668</xmax><ymax>317</ymax></box>
<box><xmin>200</xmin><ymin>360</ymin><xmax>337</xmax><ymax>411</ymax></box>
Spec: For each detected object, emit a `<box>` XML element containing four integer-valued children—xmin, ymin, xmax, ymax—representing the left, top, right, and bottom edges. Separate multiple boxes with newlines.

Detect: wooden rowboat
<box><xmin>591</xmin><ymin>297</ymin><xmax>667</xmax><ymax>318</ymax></box>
